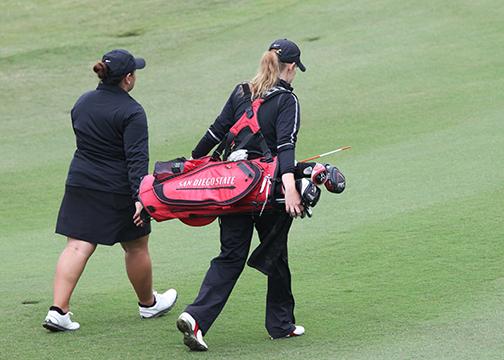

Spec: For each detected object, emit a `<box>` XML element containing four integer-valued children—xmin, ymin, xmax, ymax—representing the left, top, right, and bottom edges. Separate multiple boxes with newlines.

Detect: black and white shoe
<box><xmin>139</xmin><ymin>289</ymin><xmax>177</xmax><ymax>319</ymax></box>
<box><xmin>176</xmin><ymin>312</ymin><xmax>208</xmax><ymax>351</ymax></box>
<box><xmin>43</xmin><ymin>310</ymin><xmax>80</xmax><ymax>332</ymax></box>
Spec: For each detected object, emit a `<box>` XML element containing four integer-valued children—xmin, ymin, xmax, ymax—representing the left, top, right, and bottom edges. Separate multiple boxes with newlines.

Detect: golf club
<box><xmin>299</xmin><ymin>146</ymin><xmax>351</xmax><ymax>163</ymax></box>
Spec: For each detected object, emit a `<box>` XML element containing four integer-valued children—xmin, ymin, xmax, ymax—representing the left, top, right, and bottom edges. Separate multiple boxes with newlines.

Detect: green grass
<box><xmin>1</xmin><ymin>0</ymin><xmax>504</xmax><ymax>359</ymax></box>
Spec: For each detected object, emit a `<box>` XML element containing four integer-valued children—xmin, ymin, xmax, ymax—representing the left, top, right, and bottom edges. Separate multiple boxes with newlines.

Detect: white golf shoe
<box><xmin>287</xmin><ymin>325</ymin><xmax>305</xmax><ymax>337</ymax></box>
<box><xmin>43</xmin><ymin>309</ymin><xmax>80</xmax><ymax>332</ymax></box>
<box><xmin>176</xmin><ymin>312</ymin><xmax>208</xmax><ymax>351</ymax></box>
<box><xmin>139</xmin><ymin>289</ymin><xmax>178</xmax><ymax>319</ymax></box>
<box><xmin>271</xmin><ymin>325</ymin><xmax>305</xmax><ymax>339</ymax></box>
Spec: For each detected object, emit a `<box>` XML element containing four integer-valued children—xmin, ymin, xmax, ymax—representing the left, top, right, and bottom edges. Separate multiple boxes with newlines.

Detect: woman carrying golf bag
<box><xmin>177</xmin><ymin>39</ymin><xmax>307</xmax><ymax>351</ymax></box>
<box><xmin>43</xmin><ymin>50</ymin><xmax>177</xmax><ymax>332</ymax></box>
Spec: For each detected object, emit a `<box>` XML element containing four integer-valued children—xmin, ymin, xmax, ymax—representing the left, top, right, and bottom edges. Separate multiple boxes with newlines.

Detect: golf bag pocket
<box><xmin>154</xmin><ymin>160</ymin><xmax>261</xmax><ymax>206</ymax></box>
<box><xmin>139</xmin><ymin>158</ymin><xmax>278</xmax><ymax>224</ymax></box>
<box><xmin>153</xmin><ymin>158</ymin><xmax>186</xmax><ymax>181</ymax></box>
<box><xmin>153</xmin><ymin>156</ymin><xmax>213</xmax><ymax>181</ymax></box>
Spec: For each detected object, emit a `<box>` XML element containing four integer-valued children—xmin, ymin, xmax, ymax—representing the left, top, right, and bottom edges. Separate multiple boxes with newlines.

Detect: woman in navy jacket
<box><xmin>43</xmin><ymin>50</ymin><xmax>177</xmax><ymax>332</ymax></box>
<box><xmin>177</xmin><ymin>39</ymin><xmax>307</xmax><ymax>351</ymax></box>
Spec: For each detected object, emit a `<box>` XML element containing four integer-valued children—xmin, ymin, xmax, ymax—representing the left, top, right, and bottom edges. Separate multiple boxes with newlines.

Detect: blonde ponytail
<box><xmin>250</xmin><ymin>50</ymin><xmax>287</xmax><ymax>99</ymax></box>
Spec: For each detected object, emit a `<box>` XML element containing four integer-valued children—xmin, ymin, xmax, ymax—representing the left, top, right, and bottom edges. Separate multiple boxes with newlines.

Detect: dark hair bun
<box><xmin>93</xmin><ymin>61</ymin><xmax>108</xmax><ymax>80</ymax></box>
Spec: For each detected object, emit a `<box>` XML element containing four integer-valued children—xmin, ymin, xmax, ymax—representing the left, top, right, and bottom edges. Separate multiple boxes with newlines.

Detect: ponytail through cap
<box><xmin>250</xmin><ymin>50</ymin><xmax>286</xmax><ymax>99</ymax></box>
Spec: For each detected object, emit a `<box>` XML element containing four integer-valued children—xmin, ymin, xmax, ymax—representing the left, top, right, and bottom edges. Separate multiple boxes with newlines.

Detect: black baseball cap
<box><xmin>269</xmin><ymin>39</ymin><xmax>306</xmax><ymax>72</ymax></box>
<box><xmin>102</xmin><ymin>49</ymin><xmax>146</xmax><ymax>79</ymax></box>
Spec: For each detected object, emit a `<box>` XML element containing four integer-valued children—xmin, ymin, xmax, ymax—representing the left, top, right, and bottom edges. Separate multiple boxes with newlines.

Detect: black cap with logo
<box><xmin>102</xmin><ymin>49</ymin><xmax>146</xmax><ymax>79</ymax></box>
<box><xmin>269</xmin><ymin>39</ymin><xmax>306</xmax><ymax>72</ymax></box>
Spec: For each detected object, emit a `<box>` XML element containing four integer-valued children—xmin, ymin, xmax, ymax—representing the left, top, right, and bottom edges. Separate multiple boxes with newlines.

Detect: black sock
<box><xmin>138</xmin><ymin>298</ymin><xmax>156</xmax><ymax>308</ymax></box>
<box><xmin>49</xmin><ymin>306</ymin><xmax>67</xmax><ymax>315</ymax></box>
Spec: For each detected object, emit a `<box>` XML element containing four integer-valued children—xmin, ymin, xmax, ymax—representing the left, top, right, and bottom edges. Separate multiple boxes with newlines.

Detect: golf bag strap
<box><xmin>212</xmin><ymin>131</ymin><xmax>232</xmax><ymax>160</ymax></box>
<box><xmin>233</xmin><ymin>131</ymin><xmax>273</xmax><ymax>162</ymax></box>
<box><xmin>212</xmin><ymin>84</ymin><xmax>289</xmax><ymax>161</ymax></box>
<box><xmin>257</xmin><ymin>132</ymin><xmax>273</xmax><ymax>162</ymax></box>
<box><xmin>242</xmin><ymin>82</ymin><xmax>251</xmax><ymax>97</ymax></box>
<box><xmin>229</xmin><ymin>98</ymin><xmax>263</xmax><ymax>136</ymax></box>
<box><xmin>211</xmin><ymin>84</ymin><xmax>252</xmax><ymax>160</ymax></box>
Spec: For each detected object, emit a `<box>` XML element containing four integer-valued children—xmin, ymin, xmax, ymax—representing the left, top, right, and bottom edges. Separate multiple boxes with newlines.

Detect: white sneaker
<box><xmin>288</xmin><ymin>325</ymin><xmax>305</xmax><ymax>337</ymax></box>
<box><xmin>271</xmin><ymin>325</ymin><xmax>305</xmax><ymax>339</ymax></box>
<box><xmin>176</xmin><ymin>312</ymin><xmax>208</xmax><ymax>351</ymax></box>
<box><xmin>42</xmin><ymin>310</ymin><xmax>80</xmax><ymax>332</ymax></box>
<box><xmin>139</xmin><ymin>289</ymin><xmax>178</xmax><ymax>319</ymax></box>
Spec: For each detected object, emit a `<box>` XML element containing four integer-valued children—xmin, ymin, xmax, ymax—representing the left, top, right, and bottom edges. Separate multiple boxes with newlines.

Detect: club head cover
<box><xmin>301</xmin><ymin>206</ymin><xmax>313</xmax><ymax>218</ymax></box>
<box><xmin>325</xmin><ymin>165</ymin><xmax>346</xmax><ymax>193</ymax></box>
<box><xmin>228</xmin><ymin>149</ymin><xmax>248</xmax><ymax>161</ymax></box>
<box><xmin>294</xmin><ymin>161</ymin><xmax>316</xmax><ymax>179</ymax></box>
<box><xmin>311</xmin><ymin>163</ymin><xmax>328</xmax><ymax>185</ymax></box>
<box><xmin>295</xmin><ymin>178</ymin><xmax>321</xmax><ymax>208</ymax></box>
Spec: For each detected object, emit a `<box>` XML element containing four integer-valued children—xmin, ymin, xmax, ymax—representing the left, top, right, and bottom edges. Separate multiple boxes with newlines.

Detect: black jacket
<box><xmin>65</xmin><ymin>83</ymin><xmax>149</xmax><ymax>198</ymax></box>
<box><xmin>192</xmin><ymin>79</ymin><xmax>300</xmax><ymax>175</ymax></box>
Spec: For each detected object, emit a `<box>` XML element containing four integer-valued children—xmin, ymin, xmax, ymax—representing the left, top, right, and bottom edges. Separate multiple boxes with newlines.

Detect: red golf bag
<box><xmin>138</xmin><ymin>156</ymin><xmax>279</xmax><ymax>226</ymax></box>
<box><xmin>138</xmin><ymin>83</ymin><xmax>324</xmax><ymax>226</ymax></box>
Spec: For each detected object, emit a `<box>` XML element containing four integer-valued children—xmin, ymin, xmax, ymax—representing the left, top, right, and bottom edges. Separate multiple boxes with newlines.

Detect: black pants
<box><xmin>185</xmin><ymin>212</ymin><xmax>296</xmax><ymax>338</ymax></box>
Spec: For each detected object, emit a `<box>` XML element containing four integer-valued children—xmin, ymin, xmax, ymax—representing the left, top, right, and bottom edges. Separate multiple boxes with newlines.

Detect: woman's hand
<box><xmin>282</xmin><ymin>173</ymin><xmax>304</xmax><ymax>218</ymax></box>
<box><xmin>133</xmin><ymin>201</ymin><xmax>144</xmax><ymax>227</ymax></box>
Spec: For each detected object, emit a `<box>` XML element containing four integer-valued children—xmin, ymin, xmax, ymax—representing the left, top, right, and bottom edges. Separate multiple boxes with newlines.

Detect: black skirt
<box><xmin>56</xmin><ymin>185</ymin><xmax>151</xmax><ymax>246</ymax></box>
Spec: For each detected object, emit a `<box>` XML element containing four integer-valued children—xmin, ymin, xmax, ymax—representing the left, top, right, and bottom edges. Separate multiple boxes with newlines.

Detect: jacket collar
<box><xmin>96</xmin><ymin>82</ymin><xmax>128</xmax><ymax>94</ymax></box>
<box><xmin>277</xmin><ymin>79</ymin><xmax>293</xmax><ymax>91</ymax></box>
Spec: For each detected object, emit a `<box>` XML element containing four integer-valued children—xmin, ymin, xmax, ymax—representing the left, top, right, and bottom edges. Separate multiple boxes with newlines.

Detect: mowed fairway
<box><xmin>1</xmin><ymin>0</ymin><xmax>504</xmax><ymax>359</ymax></box>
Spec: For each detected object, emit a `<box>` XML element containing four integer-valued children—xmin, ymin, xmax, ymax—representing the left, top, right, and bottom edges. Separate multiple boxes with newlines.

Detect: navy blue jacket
<box><xmin>65</xmin><ymin>83</ymin><xmax>149</xmax><ymax>198</ymax></box>
<box><xmin>192</xmin><ymin>79</ymin><xmax>300</xmax><ymax>175</ymax></box>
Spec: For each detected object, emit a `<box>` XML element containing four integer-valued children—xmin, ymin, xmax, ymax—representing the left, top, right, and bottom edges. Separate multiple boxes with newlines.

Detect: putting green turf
<box><xmin>1</xmin><ymin>0</ymin><xmax>504</xmax><ymax>359</ymax></box>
